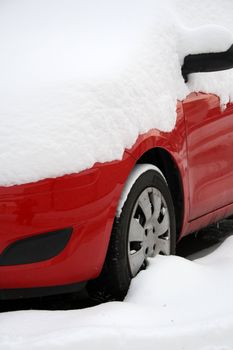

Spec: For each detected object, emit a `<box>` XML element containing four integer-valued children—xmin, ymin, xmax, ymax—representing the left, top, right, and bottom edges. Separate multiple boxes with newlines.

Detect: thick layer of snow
<box><xmin>177</xmin><ymin>24</ymin><xmax>233</xmax><ymax>63</ymax></box>
<box><xmin>1</xmin><ymin>0</ymin><xmax>233</xmax><ymax>186</ymax></box>
<box><xmin>1</xmin><ymin>235</ymin><xmax>233</xmax><ymax>349</ymax></box>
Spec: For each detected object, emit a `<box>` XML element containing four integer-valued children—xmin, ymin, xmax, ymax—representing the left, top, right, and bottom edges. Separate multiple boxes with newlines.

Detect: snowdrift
<box><xmin>1</xmin><ymin>235</ymin><xmax>233</xmax><ymax>349</ymax></box>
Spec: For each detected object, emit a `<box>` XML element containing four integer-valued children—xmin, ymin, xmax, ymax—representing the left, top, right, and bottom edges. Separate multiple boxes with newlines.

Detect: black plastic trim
<box><xmin>0</xmin><ymin>227</ymin><xmax>73</xmax><ymax>266</ymax></box>
<box><xmin>0</xmin><ymin>281</ymin><xmax>86</xmax><ymax>300</ymax></box>
<box><xmin>182</xmin><ymin>44</ymin><xmax>233</xmax><ymax>82</ymax></box>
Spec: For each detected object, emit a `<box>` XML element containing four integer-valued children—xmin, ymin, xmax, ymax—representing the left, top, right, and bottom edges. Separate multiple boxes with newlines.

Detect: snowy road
<box><xmin>1</xmin><ymin>221</ymin><xmax>233</xmax><ymax>350</ymax></box>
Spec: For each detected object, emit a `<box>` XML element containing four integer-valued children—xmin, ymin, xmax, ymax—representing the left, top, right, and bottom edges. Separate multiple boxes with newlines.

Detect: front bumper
<box><xmin>0</xmin><ymin>154</ymin><xmax>134</xmax><ymax>297</ymax></box>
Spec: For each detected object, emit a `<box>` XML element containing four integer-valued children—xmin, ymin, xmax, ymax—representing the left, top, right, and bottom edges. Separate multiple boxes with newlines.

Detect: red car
<box><xmin>1</xmin><ymin>44</ymin><xmax>233</xmax><ymax>301</ymax></box>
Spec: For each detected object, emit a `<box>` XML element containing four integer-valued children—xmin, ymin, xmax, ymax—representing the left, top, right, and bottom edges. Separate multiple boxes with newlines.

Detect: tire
<box><xmin>87</xmin><ymin>164</ymin><xmax>176</xmax><ymax>301</ymax></box>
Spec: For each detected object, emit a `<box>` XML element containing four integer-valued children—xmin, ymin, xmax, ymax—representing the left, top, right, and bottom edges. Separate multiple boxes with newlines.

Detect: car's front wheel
<box><xmin>88</xmin><ymin>164</ymin><xmax>176</xmax><ymax>301</ymax></box>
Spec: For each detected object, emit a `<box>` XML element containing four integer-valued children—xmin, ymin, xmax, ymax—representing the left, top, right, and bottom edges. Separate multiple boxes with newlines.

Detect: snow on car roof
<box><xmin>1</xmin><ymin>0</ymin><xmax>233</xmax><ymax>186</ymax></box>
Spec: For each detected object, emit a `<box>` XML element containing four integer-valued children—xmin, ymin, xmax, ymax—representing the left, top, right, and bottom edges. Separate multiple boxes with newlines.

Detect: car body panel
<box><xmin>0</xmin><ymin>155</ymin><xmax>135</xmax><ymax>288</ymax></box>
<box><xmin>183</xmin><ymin>92</ymin><xmax>233</xmax><ymax>220</ymax></box>
<box><xmin>1</xmin><ymin>93</ymin><xmax>233</xmax><ymax>293</ymax></box>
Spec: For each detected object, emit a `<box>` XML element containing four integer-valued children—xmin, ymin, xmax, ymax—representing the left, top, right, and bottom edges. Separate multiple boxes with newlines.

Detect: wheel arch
<box><xmin>135</xmin><ymin>147</ymin><xmax>184</xmax><ymax>239</ymax></box>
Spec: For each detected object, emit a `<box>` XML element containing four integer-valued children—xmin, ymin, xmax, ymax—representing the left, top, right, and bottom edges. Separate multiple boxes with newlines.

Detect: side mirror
<box><xmin>182</xmin><ymin>44</ymin><xmax>233</xmax><ymax>82</ymax></box>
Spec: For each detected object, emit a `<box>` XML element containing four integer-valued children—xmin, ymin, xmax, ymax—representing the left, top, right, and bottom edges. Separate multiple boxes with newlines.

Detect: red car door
<box><xmin>183</xmin><ymin>92</ymin><xmax>233</xmax><ymax>220</ymax></box>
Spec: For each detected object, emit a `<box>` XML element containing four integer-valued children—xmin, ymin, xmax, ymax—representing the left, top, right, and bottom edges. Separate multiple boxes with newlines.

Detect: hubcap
<box><xmin>128</xmin><ymin>187</ymin><xmax>170</xmax><ymax>277</ymax></box>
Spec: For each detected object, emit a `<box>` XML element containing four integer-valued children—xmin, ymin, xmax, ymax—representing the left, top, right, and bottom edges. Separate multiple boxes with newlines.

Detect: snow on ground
<box><xmin>1</xmin><ymin>0</ymin><xmax>233</xmax><ymax>186</ymax></box>
<box><xmin>1</xmin><ymin>234</ymin><xmax>233</xmax><ymax>350</ymax></box>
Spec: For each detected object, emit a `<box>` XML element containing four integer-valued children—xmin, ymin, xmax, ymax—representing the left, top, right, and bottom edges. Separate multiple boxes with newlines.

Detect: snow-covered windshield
<box><xmin>1</xmin><ymin>0</ymin><xmax>233</xmax><ymax>186</ymax></box>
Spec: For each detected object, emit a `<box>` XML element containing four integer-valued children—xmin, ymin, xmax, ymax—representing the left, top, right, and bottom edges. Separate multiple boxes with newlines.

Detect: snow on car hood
<box><xmin>1</xmin><ymin>0</ymin><xmax>233</xmax><ymax>186</ymax></box>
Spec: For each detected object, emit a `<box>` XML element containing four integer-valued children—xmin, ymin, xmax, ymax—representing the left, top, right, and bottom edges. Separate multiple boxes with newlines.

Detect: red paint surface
<box><xmin>1</xmin><ymin>93</ymin><xmax>233</xmax><ymax>290</ymax></box>
<box><xmin>183</xmin><ymin>93</ymin><xmax>233</xmax><ymax>219</ymax></box>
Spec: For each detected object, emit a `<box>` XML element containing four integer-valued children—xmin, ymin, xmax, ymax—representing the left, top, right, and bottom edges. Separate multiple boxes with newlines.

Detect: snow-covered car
<box><xmin>1</xmin><ymin>1</ymin><xmax>233</xmax><ymax>300</ymax></box>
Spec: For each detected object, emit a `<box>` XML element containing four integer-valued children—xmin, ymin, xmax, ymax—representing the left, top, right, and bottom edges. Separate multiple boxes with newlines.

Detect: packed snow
<box><xmin>1</xmin><ymin>234</ymin><xmax>233</xmax><ymax>350</ymax></box>
<box><xmin>1</xmin><ymin>0</ymin><xmax>233</xmax><ymax>186</ymax></box>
